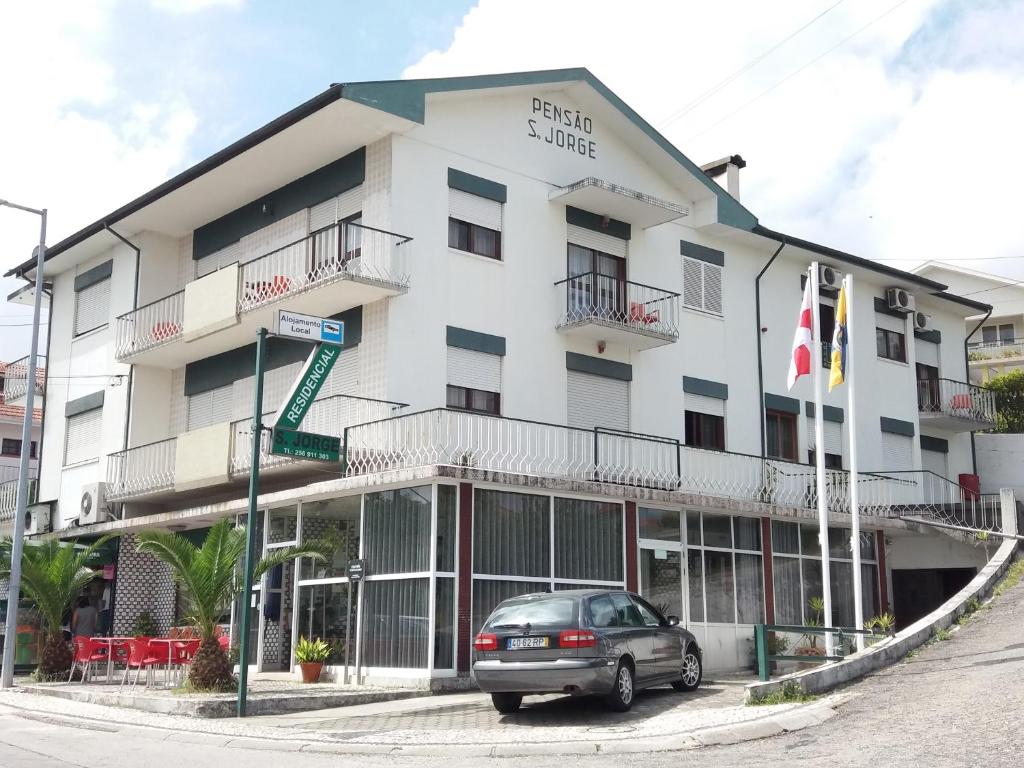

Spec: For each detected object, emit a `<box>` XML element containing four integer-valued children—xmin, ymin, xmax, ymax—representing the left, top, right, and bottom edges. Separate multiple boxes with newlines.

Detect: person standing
<box><xmin>71</xmin><ymin>596</ymin><xmax>98</xmax><ymax>638</ymax></box>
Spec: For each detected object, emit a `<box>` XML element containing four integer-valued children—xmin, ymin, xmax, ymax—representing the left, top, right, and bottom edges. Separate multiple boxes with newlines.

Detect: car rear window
<box><xmin>486</xmin><ymin>597</ymin><xmax>576</xmax><ymax>628</ymax></box>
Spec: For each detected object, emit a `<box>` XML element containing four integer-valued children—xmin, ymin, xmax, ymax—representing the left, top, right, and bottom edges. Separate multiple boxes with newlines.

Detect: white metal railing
<box><xmin>230</xmin><ymin>394</ymin><xmax>407</xmax><ymax>474</ymax></box>
<box><xmin>857</xmin><ymin>469</ymin><xmax>1004</xmax><ymax>533</ymax></box>
<box><xmin>343</xmin><ymin>409</ymin><xmax>914</xmax><ymax>517</ymax></box>
<box><xmin>554</xmin><ymin>273</ymin><xmax>680</xmax><ymax>340</ymax></box>
<box><xmin>115</xmin><ymin>291</ymin><xmax>185</xmax><ymax>359</ymax></box>
<box><xmin>3</xmin><ymin>355</ymin><xmax>45</xmax><ymax>401</ymax></box>
<box><xmin>106</xmin><ymin>438</ymin><xmax>177</xmax><ymax>501</ymax></box>
<box><xmin>917</xmin><ymin>378</ymin><xmax>997</xmax><ymax>425</ymax></box>
<box><xmin>237</xmin><ymin>222</ymin><xmax>412</xmax><ymax>313</ymax></box>
<box><xmin>968</xmin><ymin>339</ymin><xmax>1024</xmax><ymax>362</ymax></box>
<box><xmin>0</xmin><ymin>478</ymin><xmax>36</xmax><ymax>523</ymax></box>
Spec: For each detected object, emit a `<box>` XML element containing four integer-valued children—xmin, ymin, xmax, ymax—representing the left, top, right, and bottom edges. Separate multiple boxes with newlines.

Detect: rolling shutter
<box><xmin>682</xmin><ymin>257</ymin><xmax>723</xmax><ymax>315</ymax></box>
<box><xmin>74</xmin><ymin>279</ymin><xmax>111</xmax><ymax>335</ymax></box>
<box><xmin>566</xmin><ymin>224</ymin><xmax>627</xmax><ymax>258</ymax></box>
<box><xmin>685</xmin><ymin>393</ymin><xmax>725</xmax><ymax>418</ymax></box>
<box><xmin>806</xmin><ymin>417</ymin><xmax>843</xmax><ymax>454</ymax></box>
<box><xmin>881</xmin><ymin>431</ymin><xmax>914</xmax><ymax>472</ymax></box>
<box><xmin>915</xmin><ymin>340</ymin><xmax>939</xmax><ymax>367</ymax></box>
<box><xmin>447</xmin><ymin>347</ymin><xmax>501</xmax><ymax>393</ymax></box>
<box><xmin>921</xmin><ymin>448</ymin><xmax>948</xmax><ymax>479</ymax></box>
<box><xmin>64</xmin><ymin>408</ymin><xmax>102</xmax><ymax>465</ymax></box>
<box><xmin>567</xmin><ymin>370</ymin><xmax>629</xmax><ymax>432</ymax></box>
<box><xmin>876</xmin><ymin>312</ymin><xmax>906</xmax><ymax>333</ymax></box>
<box><xmin>309</xmin><ymin>186</ymin><xmax>363</xmax><ymax>232</ymax></box>
<box><xmin>449</xmin><ymin>188</ymin><xmax>502</xmax><ymax>232</ymax></box>
<box><xmin>195</xmin><ymin>242</ymin><xmax>241</xmax><ymax>278</ymax></box>
<box><xmin>187</xmin><ymin>384</ymin><xmax>233</xmax><ymax>431</ymax></box>
<box><xmin>324</xmin><ymin>346</ymin><xmax>360</xmax><ymax>396</ymax></box>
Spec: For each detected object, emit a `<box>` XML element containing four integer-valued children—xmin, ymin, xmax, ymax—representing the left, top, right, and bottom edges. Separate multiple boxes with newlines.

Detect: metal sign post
<box><xmin>237</xmin><ymin>328</ymin><xmax>267</xmax><ymax>717</ymax></box>
<box><xmin>342</xmin><ymin>559</ymin><xmax>365</xmax><ymax>685</ymax></box>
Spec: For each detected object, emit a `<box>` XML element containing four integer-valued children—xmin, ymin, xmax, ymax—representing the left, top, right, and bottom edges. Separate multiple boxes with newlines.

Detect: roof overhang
<box><xmin>549</xmin><ymin>178</ymin><xmax>689</xmax><ymax>229</ymax></box>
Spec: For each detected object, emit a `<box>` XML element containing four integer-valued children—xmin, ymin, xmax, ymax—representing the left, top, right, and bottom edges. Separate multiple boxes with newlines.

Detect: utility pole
<box><xmin>237</xmin><ymin>328</ymin><xmax>267</xmax><ymax>716</ymax></box>
<box><xmin>0</xmin><ymin>200</ymin><xmax>46</xmax><ymax>689</ymax></box>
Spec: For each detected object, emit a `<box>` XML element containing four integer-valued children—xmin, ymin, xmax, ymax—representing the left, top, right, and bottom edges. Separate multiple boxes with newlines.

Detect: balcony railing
<box><xmin>106</xmin><ymin>437</ymin><xmax>177</xmax><ymax>501</ymax></box>
<box><xmin>342</xmin><ymin>408</ymin><xmax>924</xmax><ymax>517</ymax></box>
<box><xmin>3</xmin><ymin>355</ymin><xmax>45</xmax><ymax>402</ymax></box>
<box><xmin>115</xmin><ymin>291</ymin><xmax>185</xmax><ymax>359</ymax></box>
<box><xmin>230</xmin><ymin>394</ymin><xmax>407</xmax><ymax>475</ymax></box>
<box><xmin>917</xmin><ymin>378</ymin><xmax>997</xmax><ymax>426</ymax></box>
<box><xmin>0</xmin><ymin>478</ymin><xmax>37</xmax><ymax>524</ymax></box>
<box><xmin>968</xmin><ymin>339</ymin><xmax>1024</xmax><ymax>362</ymax></box>
<box><xmin>857</xmin><ymin>469</ymin><xmax>1004</xmax><ymax>533</ymax></box>
<box><xmin>554</xmin><ymin>273</ymin><xmax>679</xmax><ymax>341</ymax></box>
<box><xmin>114</xmin><ymin>221</ymin><xmax>412</xmax><ymax>360</ymax></box>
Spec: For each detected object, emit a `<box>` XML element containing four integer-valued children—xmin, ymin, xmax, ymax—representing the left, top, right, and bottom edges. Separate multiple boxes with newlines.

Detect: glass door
<box><xmin>637</xmin><ymin>507</ymin><xmax>686</xmax><ymax>625</ymax></box>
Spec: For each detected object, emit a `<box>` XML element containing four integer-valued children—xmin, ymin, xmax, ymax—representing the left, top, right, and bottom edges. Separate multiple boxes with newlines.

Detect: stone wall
<box><xmin>112</xmin><ymin>533</ymin><xmax>176</xmax><ymax>636</ymax></box>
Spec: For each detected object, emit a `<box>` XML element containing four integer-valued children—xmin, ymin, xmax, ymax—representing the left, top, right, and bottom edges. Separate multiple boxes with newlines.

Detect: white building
<box><xmin>6</xmin><ymin>69</ymin><xmax>1008</xmax><ymax>681</ymax></box>
<box><xmin>0</xmin><ymin>360</ymin><xmax>43</xmax><ymax>537</ymax></box>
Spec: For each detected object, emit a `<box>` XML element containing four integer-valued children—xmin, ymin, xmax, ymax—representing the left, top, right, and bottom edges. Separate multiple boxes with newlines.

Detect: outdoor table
<box><xmin>90</xmin><ymin>637</ymin><xmax>133</xmax><ymax>683</ymax></box>
<box><xmin>146</xmin><ymin>638</ymin><xmax>179</xmax><ymax>687</ymax></box>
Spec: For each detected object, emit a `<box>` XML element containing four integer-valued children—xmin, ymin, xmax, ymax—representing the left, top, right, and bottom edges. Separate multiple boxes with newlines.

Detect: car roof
<box><xmin>505</xmin><ymin>589</ymin><xmax>630</xmax><ymax>601</ymax></box>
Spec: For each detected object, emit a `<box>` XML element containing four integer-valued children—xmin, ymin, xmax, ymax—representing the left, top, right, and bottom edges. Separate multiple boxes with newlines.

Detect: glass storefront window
<box><xmin>640</xmin><ymin>549</ymin><xmax>682</xmax><ymax>619</ymax></box>
<box><xmin>554</xmin><ymin>498</ymin><xmax>623</xmax><ymax>582</ymax></box>
<box><xmin>828</xmin><ymin>527</ymin><xmax>851</xmax><ymax>558</ymax></box>
<box><xmin>433</xmin><ymin>577</ymin><xmax>455</xmax><ymax>669</ymax></box>
<box><xmin>733</xmin><ymin>517</ymin><xmax>762</xmax><ymax>551</ymax></box>
<box><xmin>300</xmin><ymin>496</ymin><xmax>361</xmax><ymax>580</ymax></box>
<box><xmin>800</xmin><ymin>524</ymin><xmax>822</xmax><ymax>557</ymax></box>
<box><xmin>687</xmin><ymin>550</ymin><xmax>704</xmax><ymax>622</ymax></box>
<box><xmin>771</xmin><ymin>521</ymin><xmax>800</xmax><ymax>554</ymax></box>
<box><xmin>436</xmin><ymin>485</ymin><xmax>457</xmax><ymax>573</ymax></box>
<box><xmin>704</xmin><ymin>550</ymin><xmax>735</xmax><ymax>622</ymax></box>
<box><xmin>296</xmin><ymin>582</ymin><xmax>353</xmax><ymax>664</ymax></box>
<box><xmin>267</xmin><ymin>505</ymin><xmax>298</xmax><ymax>544</ymax></box>
<box><xmin>735</xmin><ymin>553</ymin><xmax>764</xmax><ymax>624</ymax></box>
<box><xmin>364</xmin><ymin>487</ymin><xmax>432</xmax><ymax>575</ymax></box>
<box><xmin>362</xmin><ymin>578</ymin><xmax>429</xmax><ymax>669</ymax></box>
<box><xmin>472</xmin><ymin>579</ymin><xmax>549</xmax><ymax>636</ymax></box>
<box><xmin>639</xmin><ymin>507</ymin><xmax>680</xmax><ymax>541</ymax></box>
<box><xmin>703</xmin><ymin>514</ymin><xmax>732</xmax><ymax>549</ymax></box>
<box><xmin>473</xmin><ymin>490</ymin><xmax>550</xmax><ymax>578</ymax></box>
<box><xmin>685</xmin><ymin>511</ymin><xmax>701</xmax><ymax>546</ymax></box>
<box><xmin>773</xmin><ymin>556</ymin><xmax>802</xmax><ymax>624</ymax></box>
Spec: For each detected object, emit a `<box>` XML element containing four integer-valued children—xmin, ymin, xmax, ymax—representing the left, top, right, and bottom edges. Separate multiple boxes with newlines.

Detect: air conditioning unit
<box><xmin>819</xmin><ymin>264</ymin><xmax>842</xmax><ymax>290</ymax></box>
<box><xmin>886</xmin><ymin>287</ymin><xmax>915</xmax><ymax>314</ymax></box>
<box><xmin>25</xmin><ymin>506</ymin><xmax>50</xmax><ymax>535</ymax></box>
<box><xmin>78</xmin><ymin>482</ymin><xmax>111</xmax><ymax>525</ymax></box>
<box><xmin>914</xmin><ymin>311</ymin><xmax>934</xmax><ymax>332</ymax></box>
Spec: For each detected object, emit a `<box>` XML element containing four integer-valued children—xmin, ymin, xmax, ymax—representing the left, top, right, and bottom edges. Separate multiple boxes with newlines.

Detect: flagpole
<box><xmin>810</xmin><ymin>263</ymin><xmax>834</xmax><ymax>656</ymax></box>
<box><xmin>847</xmin><ymin>273</ymin><xmax>865</xmax><ymax>651</ymax></box>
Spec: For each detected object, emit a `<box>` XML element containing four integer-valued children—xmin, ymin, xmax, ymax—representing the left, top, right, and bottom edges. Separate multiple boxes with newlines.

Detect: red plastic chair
<box><xmin>69</xmin><ymin>637</ymin><xmax>107</xmax><ymax>683</ymax></box>
<box><xmin>119</xmin><ymin>638</ymin><xmax>162</xmax><ymax>690</ymax></box>
<box><xmin>170</xmin><ymin>639</ymin><xmax>201</xmax><ymax>686</ymax></box>
<box><xmin>217</xmin><ymin>634</ymin><xmax>230</xmax><ymax>651</ymax></box>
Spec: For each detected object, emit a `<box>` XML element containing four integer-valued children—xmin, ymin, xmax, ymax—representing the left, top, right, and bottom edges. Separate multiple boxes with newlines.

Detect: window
<box><xmin>589</xmin><ymin>595</ymin><xmax>619</xmax><ymax>628</ymax></box>
<box><xmin>685</xmin><ymin>411</ymin><xmax>725</xmax><ymax>451</ymax></box>
<box><xmin>609</xmin><ymin>592</ymin><xmax>644</xmax><ymax>627</ymax></box>
<box><xmin>808</xmin><ymin>450</ymin><xmax>844</xmax><ymax>470</ymax></box>
<box><xmin>765</xmin><ymin>409</ymin><xmax>798</xmax><ymax>461</ymax></box>
<box><xmin>566</xmin><ymin>242</ymin><xmax>627</xmax><ymax>319</ymax></box>
<box><xmin>65</xmin><ymin>408</ymin><xmax>102</xmax><ymax>465</ymax></box>
<box><xmin>682</xmin><ymin>256</ymin><xmax>723</xmax><ymax>315</ymax></box>
<box><xmin>446</xmin><ymin>385</ymin><xmax>500</xmax><ymax>416</ymax></box>
<box><xmin>632</xmin><ymin>596</ymin><xmax>663</xmax><ymax>627</ymax></box>
<box><xmin>1</xmin><ymin>438</ymin><xmax>19</xmax><ymax>457</ymax></box>
<box><xmin>982</xmin><ymin>324</ymin><xmax>1015</xmax><ymax>344</ymax></box>
<box><xmin>448</xmin><ymin>188</ymin><xmax>502</xmax><ymax>260</ymax></box>
<box><xmin>186</xmin><ymin>384</ymin><xmax>233</xmax><ymax>431</ymax></box>
<box><xmin>916</xmin><ymin>363</ymin><xmax>940</xmax><ymax>412</ymax></box>
<box><xmin>74</xmin><ymin>278</ymin><xmax>111</xmax><ymax>335</ymax></box>
<box><xmin>876</xmin><ymin>328</ymin><xmax>906</xmax><ymax>362</ymax></box>
<box><xmin>819</xmin><ymin>302</ymin><xmax>835</xmax><ymax>368</ymax></box>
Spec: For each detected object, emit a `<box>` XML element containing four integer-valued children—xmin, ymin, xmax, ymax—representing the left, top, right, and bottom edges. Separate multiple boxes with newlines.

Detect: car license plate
<box><xmin>507</xmin><ymin>636</ymin><xmax>549</xmax><ymax>650</ymax></box>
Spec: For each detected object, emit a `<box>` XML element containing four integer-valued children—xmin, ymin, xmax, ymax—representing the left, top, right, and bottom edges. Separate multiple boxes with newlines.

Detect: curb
<box><xmin>0</xmin><ymin>692</ymin><xmax>846</xmax><ymax>757</ymax></box>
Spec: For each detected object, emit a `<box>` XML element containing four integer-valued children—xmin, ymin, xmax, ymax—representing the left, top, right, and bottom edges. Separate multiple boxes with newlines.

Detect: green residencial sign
<box><xmin>270</xmin><ymin>429</ymin><xmax>341</xmax><ymax>463</ymax></box>
<box><xmin>275</xmin><ymin>343</ymin><xmax>340</xmax><ymax>430</ymax></box>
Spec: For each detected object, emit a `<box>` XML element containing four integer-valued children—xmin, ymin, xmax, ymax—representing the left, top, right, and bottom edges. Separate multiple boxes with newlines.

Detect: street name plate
<box><xmin>270</xmin><ymin>428</ymin><xmax>341</xmax><ymax>463</ymax></box>
<box><xmin>274</xmin><ymin>310</ymin><xmax>344</xmax><ymax>346</ymax></box>
<box><xmin>274</xmin><ymin>343</ymin><xmax>341</xmax><ymax>429</ymax></box>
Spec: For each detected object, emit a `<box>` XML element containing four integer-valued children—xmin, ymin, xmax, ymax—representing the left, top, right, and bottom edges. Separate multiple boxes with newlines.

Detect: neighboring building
<box><xmin>5</xmin><ymin>69</ymin><xmax>1005</xmax><ymax>680</ymax></box>
<box><xmin>0</xmin><ymin>360</ymin><xmax>44</xmax><ymax>537</ymax></box>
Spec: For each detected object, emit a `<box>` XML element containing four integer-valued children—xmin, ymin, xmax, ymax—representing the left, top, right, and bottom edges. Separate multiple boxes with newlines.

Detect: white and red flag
<box><xmin>787</xmin><ymin>274</ymin><xmax>814</xmax><ymax>390</ymax></box>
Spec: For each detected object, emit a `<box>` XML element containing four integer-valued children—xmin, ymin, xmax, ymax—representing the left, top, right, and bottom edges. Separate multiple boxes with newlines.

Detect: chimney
<box><xmin>700</xmin><ymin>154</ymin><xmax>746</xmax><ymax>201</ymax></box>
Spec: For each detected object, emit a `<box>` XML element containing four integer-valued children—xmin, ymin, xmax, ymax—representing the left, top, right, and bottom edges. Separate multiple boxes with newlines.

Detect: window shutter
<box><xmin>64</xmin><ymin>408</ymin><xmax>102</xmax><ymax>465</ymax></box>
<box><xmin>449</xmin><ymin>188</ymin><xmax>502</xmax><ymax>232</ymax></box>
<box><xmin>685</xmin><ymin>393</ymin><xmax>725</xmax><ymax>418</ymax></box>
<box><xmin>195</xmin><ymin>241</ymin><xmax>242</xmax><ymax>278</ymax></box>
<box><xmin>447</xmin><ymin>347</ymin><xmax>502</xmax><ymax>393</ymax></box>
<box><xmin>881</xmin><ymin>431</ymin><xmax>913</xmax><ymax>471</ymax></box>
<box><xmin>309</xmin><ymin>186</ymin><xmax>363</xmax><ymax>232</ymax></box>
<box><xmin>921</xmin><ymin>448</ymin><xmax>948</xmax><ymax>479</ymax></box>
<box><xmin>876</xmin><ymin>312</ymin><xmax>906</xmax><ymax>333</ymax></box>
<box><xmin>187</xmin><ymin>384</ymin><xmax>233</xmax><ymax>431</ymax></box>
<box><xmin>566</xmin><ymin>224</ymin><xmax>627</xmax><ymax>258</ymax></box>
<box><xmin>567</xmin><ymin>370</ymin><xmax>629</xmax><ymax>432</ymax></box>
<box><xmin>703</xmin><ymin>262</ymin><xmax>723</xmax><ymax>314</ymax></box>
<box><xmin>321</xmin><ymin>347</ymin><xmax>360</xmax><ymax>396</ymax></box>
<box><xmin>915</xmin><ymin>340</ymin><xmax>939</xmax><ymax>367</ymax></box>
<box><xmin>807</xmin><ymin>417</ymin><xmax>842</xmax><ymax>454</ymax></box>
<box><xmin>682</xmin><ymin>257</ymin><xmax>723</xmax><ymax>315</ymax></box>
<box><xmin>74</xmin><ymin>279</ymin><xmax>111</xmax><ymax>335</ymax></box>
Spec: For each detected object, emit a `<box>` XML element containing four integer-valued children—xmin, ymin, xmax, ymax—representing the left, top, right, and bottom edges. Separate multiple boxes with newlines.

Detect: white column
<box><xmin>810</xmin><ymin>263</ymin><xmax>834</xmax><ymax>655</ymax></box>
<box><xmin>847</xmin><ymin>275</ymin><xmax>865</xmax><ymax>651</ymax></box>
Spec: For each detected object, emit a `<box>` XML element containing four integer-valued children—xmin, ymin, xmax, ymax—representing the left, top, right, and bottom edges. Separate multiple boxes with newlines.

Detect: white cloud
<box><xmin>404</xmin><ymin>0</ymin><xmax>1024</xmax><ymax>281</ymax></box>
<box><xmin>150</xmin><ymin>0</ymin><xmax>244</xmax><ymax>13</ymax></box>
<box><xmin>0</xmin><ymin>1</ymin><xmax>197</xmax><ymax>360</ymax></box>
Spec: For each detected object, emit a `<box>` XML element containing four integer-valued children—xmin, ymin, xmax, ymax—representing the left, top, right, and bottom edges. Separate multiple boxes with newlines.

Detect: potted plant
<box><xmin>794</xmin><ymin>596</ymin><xmax>827</xmax><ymax>666</ymax></box>
<box><xmin>295</xmin><ymin>636</ymin><xmax>331</xmax><ymax>683</ymax></box>
<box><xmin>866</xmin><ymin>612</ymin><xmax>896</xmax><ymax>638</ymax></box>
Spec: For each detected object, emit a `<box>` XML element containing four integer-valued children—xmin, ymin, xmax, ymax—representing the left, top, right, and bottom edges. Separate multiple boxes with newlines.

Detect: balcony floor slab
<box><xmin>557</xmin><ymin>318</ymin><xmax>678</xmax><ymax>351</ymax></box>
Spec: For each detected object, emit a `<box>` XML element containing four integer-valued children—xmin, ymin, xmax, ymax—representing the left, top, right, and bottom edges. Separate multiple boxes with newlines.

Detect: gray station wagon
<box><xmin>473</xmin><ymin>589</ymin><xmax>702</xmax><ymax>713</ymax></box>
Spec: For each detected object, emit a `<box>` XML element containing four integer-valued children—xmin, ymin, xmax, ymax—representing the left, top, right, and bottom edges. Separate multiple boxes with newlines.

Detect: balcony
<box><xmin>917</xmin><ymin>378</ymin><xmax>997</xmax><ymax>431</ymax></box>
<box><xmin>554</xmin><ymin>273</ymin><xmax>679</xmax><ymax>350</ymax></box>
<box><xmin>105</xmin><ymin>394</ymin><xmax>406</xmax><ymax>503</ymax></box>
<box><xmin>0</xmin><ymin>477</ymin><xmax>37</xmax><ymax>534</ymax></box>
<box><xmin>3</xmin><ymin>355</ymin><xmax>45</xmax><ymax>406</ymax></box>
<box><xmin>114</xmin><ymin>222</ymin><xmax>412</xmax><ymax>367</ymax></box>
<box><xmin>968</xmin><ymin>339</ymin><xmax>1024</xmax><ymax>365</ymax></box>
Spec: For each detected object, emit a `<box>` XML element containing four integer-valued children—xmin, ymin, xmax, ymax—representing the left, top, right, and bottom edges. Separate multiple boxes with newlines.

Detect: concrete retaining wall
<box><xmin>746</xmin><ymin>537</ymin><xmax>1019</xmax><ymax>702</ymax></box>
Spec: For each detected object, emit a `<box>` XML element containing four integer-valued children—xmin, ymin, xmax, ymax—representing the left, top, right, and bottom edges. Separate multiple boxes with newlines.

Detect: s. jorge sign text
<box><xmin>528</xmin><ymin>97</ymin><xmax>597</xmax><ymax>159</ymax></box>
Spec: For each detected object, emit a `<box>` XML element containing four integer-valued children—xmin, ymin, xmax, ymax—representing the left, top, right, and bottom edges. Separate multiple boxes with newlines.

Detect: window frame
<box><xmin>446</xmin><ymin>384</ymin><xmax>501</xmax><ymax>416</ymax></box>
<box><xmin>64</xmin><ymin>407</ymin><xmax>103</xmax><ymax>466</ymax></box>
<box><xmin>1</xmin><ymin>438</ymin><xmax>20</xmax><ymax>457</ymax></box>
<box><xmin>682</xmin><ymin>256</ymin><xmax>724</xmax><ymax>316</ymax></box>
<box><xmin>876</xmin><ymin>327</ymin><xmax>907</xmax><ymax>363</ymax></box>
<box><xmin>684</xmin><ymin>410</ymin><xmax>725</xmax><ymax>451</ymax></box>
<box><xmin>73</xmin><ymin>277</ymin><xmax>111</xmax><ymax>337</ymax></box>
<box><xmin>448</xmin><ymin>217</ymin><xmax>502</xmax><ymax>261</ymax></box>
<box><xmin>765</xmin><ymin>409</ymin><xmax>798</xmax><ymax>461</ymax></box>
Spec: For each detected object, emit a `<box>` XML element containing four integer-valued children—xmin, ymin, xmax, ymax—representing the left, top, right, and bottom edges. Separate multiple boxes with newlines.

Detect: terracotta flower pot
<box><xmin>300</xmin><ymin>662</ymin><xmax>323</xmax><ymax>684</ymax></box>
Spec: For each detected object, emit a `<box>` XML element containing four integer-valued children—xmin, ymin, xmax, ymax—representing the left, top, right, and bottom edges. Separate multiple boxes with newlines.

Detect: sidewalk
<box><xmin>0</xmin><ymin>676</ymin><xmax>844</xmax><ymax>757</ymax></box>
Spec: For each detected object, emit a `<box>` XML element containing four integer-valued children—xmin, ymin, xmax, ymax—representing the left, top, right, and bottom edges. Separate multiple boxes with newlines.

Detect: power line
<box><xmin>659</xmin><ymin>0</ymin><xmax>846</xmax><ymax>129</ymax></box>
<box><xmin>684</xmin><ymin>0</ymin><xmax>911</xmax><ymax>142</ymax></box>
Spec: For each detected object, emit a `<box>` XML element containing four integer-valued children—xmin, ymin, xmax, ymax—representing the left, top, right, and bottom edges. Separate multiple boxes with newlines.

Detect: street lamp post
<box><xmin>0</xmin><ymin>199</ymin><xmax>47</xmax><ymax>689</ymax></box>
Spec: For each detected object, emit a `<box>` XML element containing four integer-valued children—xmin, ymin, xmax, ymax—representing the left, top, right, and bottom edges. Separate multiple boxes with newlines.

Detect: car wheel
<box><xmin>491</xmin><ymin>692</ymin><xmax>523</xmax><ymax>713</ymax></box>
<box><xmin>605</xmin><ymin>661</ymin><xmax>635</xmax><ymax>712</ymax></box>
<box><xmin>671</xmin><ymin>647</ymin><xmax>703</xmax><ymax>692</ymax></box>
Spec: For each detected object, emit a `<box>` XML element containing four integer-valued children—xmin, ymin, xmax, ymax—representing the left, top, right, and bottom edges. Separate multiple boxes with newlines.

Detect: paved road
<box><xmin>1</xmin><ymin>572</ymin><xmax>1021</xmax><ymax>767</ymax></box>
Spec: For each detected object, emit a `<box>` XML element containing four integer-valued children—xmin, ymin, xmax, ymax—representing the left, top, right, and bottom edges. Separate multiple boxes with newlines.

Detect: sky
<box><xmin>0</xmin><ymin>0</ymin><xmax>1022</xmax><ymax>360</ymax></box>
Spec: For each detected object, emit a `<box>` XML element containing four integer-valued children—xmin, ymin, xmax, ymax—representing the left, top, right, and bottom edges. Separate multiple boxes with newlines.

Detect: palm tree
<box><xmin>136</xmin><ymin>518</ymin><xmax>327</xmax><ymax>691</ymax></box>
<box><xmin>0</xmin><ymin>535</ymin><xmax>115</xmax><ymax>678</ymax></box>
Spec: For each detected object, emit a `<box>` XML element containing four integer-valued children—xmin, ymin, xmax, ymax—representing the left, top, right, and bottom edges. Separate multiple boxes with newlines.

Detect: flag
<box><xmin>787</xmin><ymin>275</ymin><xmax>814</xmax><ymax>390</ymax></box>
<box><xmin>829</xmin><ymin>282</ymin><xmax>848</xmax><ymax>391</ymax></box>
